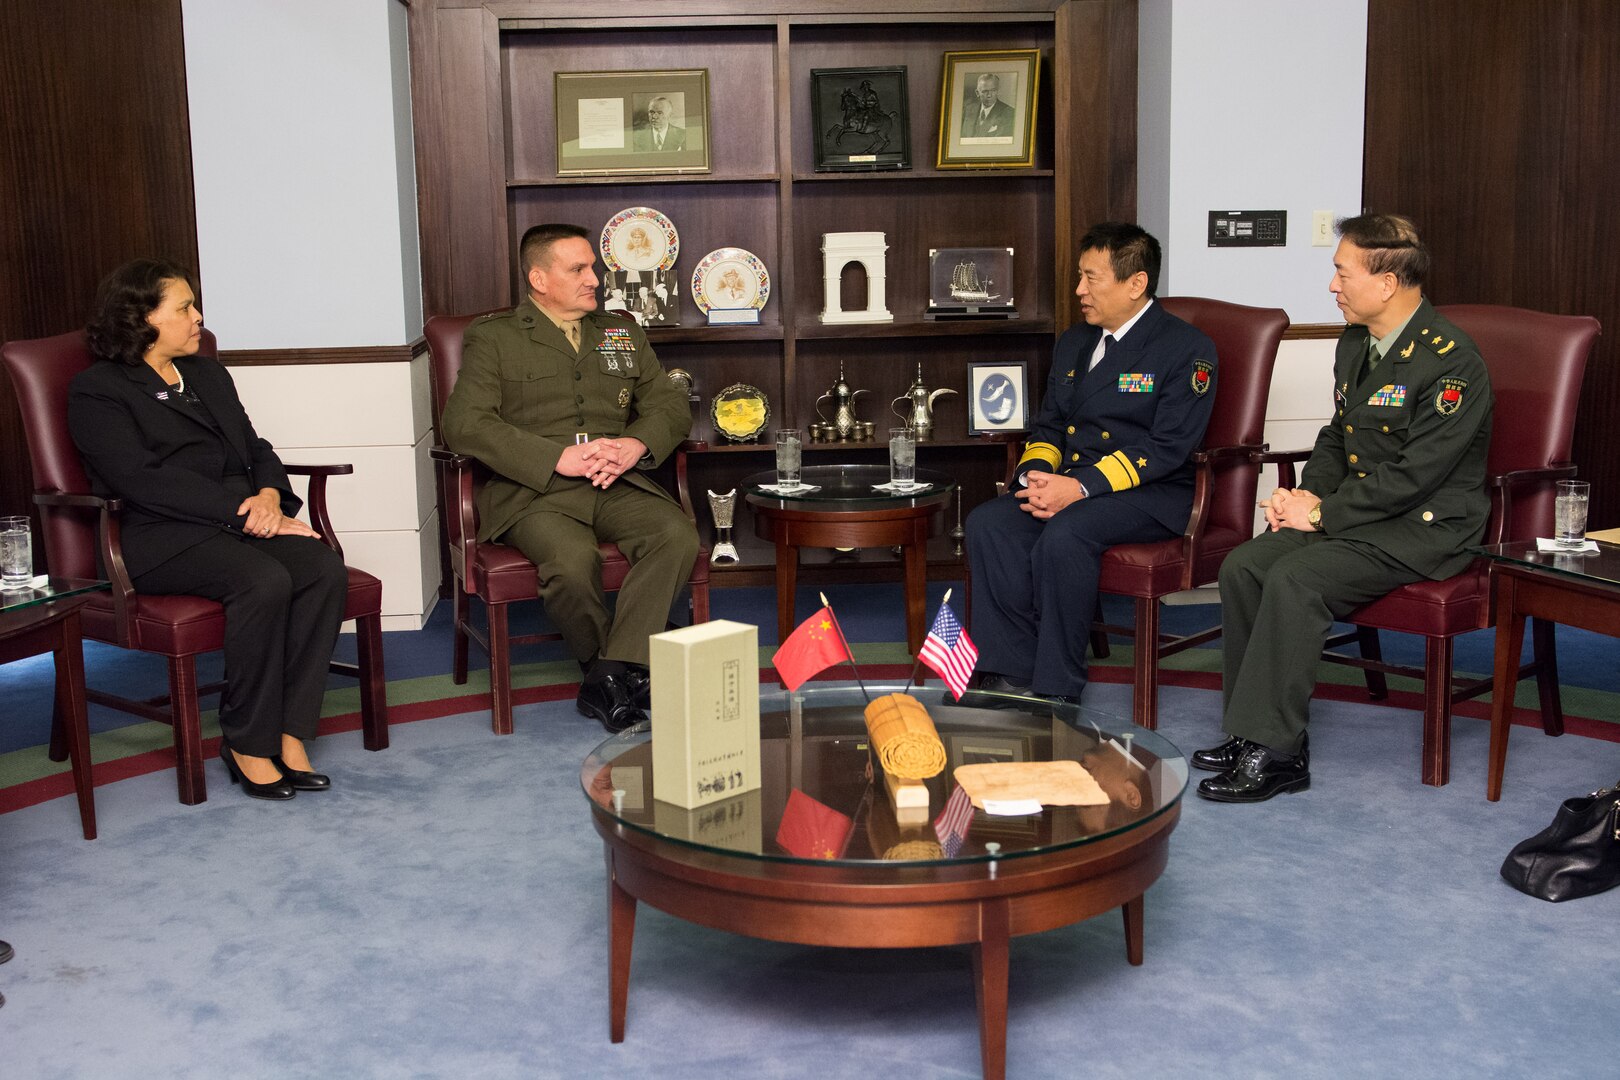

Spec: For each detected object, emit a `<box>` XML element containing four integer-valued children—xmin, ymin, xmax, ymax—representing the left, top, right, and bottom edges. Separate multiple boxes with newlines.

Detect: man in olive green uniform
<box><xmin>442</xmin><ymin>223</ymin><xmax>698</xmax><ymax>732</ymax></box>
<box><xmin>1196</xmin><ymin>213</ymin><xmax>1493</xmax><ymax>802</ymax></box>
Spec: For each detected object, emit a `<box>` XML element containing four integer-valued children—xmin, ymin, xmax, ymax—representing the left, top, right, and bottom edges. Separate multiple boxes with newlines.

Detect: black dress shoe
<box><xmin>577</xmin><ymin>673</ymin><xmax>648</xmax><ymax>734</ymax></box>
<box><xmin>1193</xmin><ymin>733</ymin><xmax>1308</xmax><ymax>772</ymax></box>
<box><xmin>271</xmin><ymin>756</ymin><xmax>331</xmax><ymax>792</ymax></box>
<box><xmin>220</xmin><ymin>742</ymin><xmax>296</xmax><ymax>801</ymax></box>
<box><xmin>1196</xmin><ymin>745</ymin><xmax>1311</xmax><ymax>803</ymax></box>
<box><xmin>957</xmin><ymin>673</ymin><xmax>1037</xmax><ymax>710</ymax></box>
<box><xmin>623</xmin><ymin>663</ymin><xmax>651</xmax><ymax>710</ymax></box>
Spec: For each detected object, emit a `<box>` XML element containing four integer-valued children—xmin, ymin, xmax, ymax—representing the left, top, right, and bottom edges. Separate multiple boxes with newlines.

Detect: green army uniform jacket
<box><xmin>1301</xmin><ymin>298</ymin><xmax>1493</xmax><ymax>580</ymax></box>
<box><xmin>441</xmin><ymin>299</ymin><xmax>693</xmax><ymax>542</ymax></box>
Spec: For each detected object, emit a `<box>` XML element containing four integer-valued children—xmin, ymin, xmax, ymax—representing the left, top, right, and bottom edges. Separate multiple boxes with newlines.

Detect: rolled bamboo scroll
<box><xmin>862</xmin><ymin>692</ymin><xmax>947</xmax><ymax>780</ymax></box>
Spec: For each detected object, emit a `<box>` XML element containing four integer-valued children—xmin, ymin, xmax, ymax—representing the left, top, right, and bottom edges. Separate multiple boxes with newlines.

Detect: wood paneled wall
<box><xmin>1365</xmin><ymin>0</ymin><xmax>1620</xmax><ymax>526</ymax></box>
<box><xmin>0</xmin><ymin>0</ymin><xmax>200</xmax><ymax>520</ymax></box>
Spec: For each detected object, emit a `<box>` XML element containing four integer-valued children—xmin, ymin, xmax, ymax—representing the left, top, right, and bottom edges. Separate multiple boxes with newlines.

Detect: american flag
<box><xmin>934</xmin><ymin>783</ymin><xmax>974</xmax><ymax>857</ymax></box>
<box><xmin>918</xmin><ymin>601</ymin><xmax>978</xmax><ymax>700</ymax></box>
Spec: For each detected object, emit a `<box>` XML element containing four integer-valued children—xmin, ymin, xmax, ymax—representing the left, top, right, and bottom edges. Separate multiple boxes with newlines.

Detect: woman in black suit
<box><xmin>70</xmin><ymin>258</ymin><xmax>348</xmax><ymax>800</ymax></box>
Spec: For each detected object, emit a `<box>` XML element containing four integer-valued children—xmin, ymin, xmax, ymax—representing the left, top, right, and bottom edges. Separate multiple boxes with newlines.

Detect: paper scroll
<box><xmin>862</xmin><ymin>692</ymin><xmax>946</xmax><ymax>780</ymax></box>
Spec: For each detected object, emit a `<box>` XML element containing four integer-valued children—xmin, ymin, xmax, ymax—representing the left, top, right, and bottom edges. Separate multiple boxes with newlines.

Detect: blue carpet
<box><xmin>2</xmin><ymin>679</ymin><xmax>1617</xmax><ymax>1078</ymax></box>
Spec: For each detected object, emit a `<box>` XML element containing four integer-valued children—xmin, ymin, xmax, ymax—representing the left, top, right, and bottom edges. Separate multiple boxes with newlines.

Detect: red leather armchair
<box><xmin>1269</xmin><ymin>304</ymin><xmax>1599</xmax><ymax>786</ymax></box>
<box><xmin>2</xmin><ymin>329</ymin><xmax>389</xmax><ymax>805</ymax></box>
<box><xmin>424</xmin><ymin>312</ymin><xmax>710</xmax><ymax>735</ymax></box>
<box><xmin>1093</xmin><ymin>296</ymin><xmax>1290</xmax><ymax>728</ymax></box>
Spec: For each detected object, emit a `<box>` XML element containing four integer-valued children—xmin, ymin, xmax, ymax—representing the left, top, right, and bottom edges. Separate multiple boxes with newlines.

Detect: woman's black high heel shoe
<box><xmin>271</xmin><ymin>756</ymin><xmax>331</xmax><ymax>792</ymax></box>
<box><xmin>220</xmin><ymin>741</ymin><xmax>295</xmax><ymax>801</ymax></box>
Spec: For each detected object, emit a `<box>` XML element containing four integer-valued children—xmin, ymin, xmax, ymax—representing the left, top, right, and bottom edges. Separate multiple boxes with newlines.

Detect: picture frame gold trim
<box><xmin>554</xmin><ymin>69</ymin><xmax>711</xmax><ymax>177</ymax></box>
<box><xmin>935</xmin><ymin>49</ymin><xmax>1040</xmax><ymax>169</ymax></box>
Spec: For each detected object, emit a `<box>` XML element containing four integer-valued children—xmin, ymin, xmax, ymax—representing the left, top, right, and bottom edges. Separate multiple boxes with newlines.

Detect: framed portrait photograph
<box><xmin>602</xmin><ymin>269</ymin><xmax>682</xmax><ymax>328</ymax></box>
<box><xmin>935</xmin><ymin>48</ymin><xmax>1041</xmax><ymax>169</ymax></box>
<box><xmin>555</xmin><ymin>69</ymin><xmax>710</xmax><ymax>176</ymax></box>
<box><xmin>967</xmin><ymin>361</ymin><xmax>1029</xmax><ymax>434</ymax></box>
<box><xmin>810</xmin><ymin>66</ymin><xmax>911</xmax><ymax>171</ymax></box>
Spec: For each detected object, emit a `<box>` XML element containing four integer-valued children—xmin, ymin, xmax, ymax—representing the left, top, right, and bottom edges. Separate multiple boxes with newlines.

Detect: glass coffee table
<box><xmin>581</xmin><ymin>684</ymin><xmax>1188</xmax><ymax>1080</ymax></box>
<box><xmin>1477</xmin><ymin>540</ymin><xmax>1620</xmax><ymax>800</ymax></box>
<box><xmin>743</xmin><ymin>464</ymin><xmax>955</xmax><ymax>656</ymax></box>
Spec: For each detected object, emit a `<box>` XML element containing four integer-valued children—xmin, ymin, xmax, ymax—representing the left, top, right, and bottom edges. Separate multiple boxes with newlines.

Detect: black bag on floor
<box><xmin>1500</xmin><ymin>779</ymin><xmax>1620</xmax><ymax>902</ymax></box>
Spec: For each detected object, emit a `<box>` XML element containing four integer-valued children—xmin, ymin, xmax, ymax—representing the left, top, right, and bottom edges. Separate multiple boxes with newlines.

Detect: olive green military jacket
<box><xmin>1301</xmin><ymin>298</ymin><xmax>1493</xmax><ymax>580</ymax></box>
<box><xmin>441</xmin><ymin>299</ymin><xmax>693</xmax><ymax>542</ymax></box>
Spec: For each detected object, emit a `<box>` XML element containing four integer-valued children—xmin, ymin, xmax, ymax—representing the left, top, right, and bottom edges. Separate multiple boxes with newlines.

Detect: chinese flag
<box><xmin>775</xmin><ymin>788</ymin><xmax>855</xmax><ymax>860</ymax></box>
<box><xmin>771</xmin><ymin>606</ymin><xmax>852</xmax><ymax>690</ymax></box>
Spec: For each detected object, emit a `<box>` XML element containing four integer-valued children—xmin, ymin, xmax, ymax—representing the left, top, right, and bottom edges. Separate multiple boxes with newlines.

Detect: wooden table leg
<box><xmin>1487</xmin><ymin>572</ymin><xmax>1525</xmax><ymax>802</ymax></box>
<box><xmin>607</xmin><ymin>852</ymin><xmax>638</xmax><ymax>1043</ymax></box>
<box><xmin>902</xmin><ymin>525</ymin><xmax>927</xmax><ymax>657</ymax></box>
<box><xmin>1121</xmin><ymin>893</ymin><xmax>1144</xmax><ymax>966</ymax></box>
<box><xmin>775</xmin><ymin>537</ymin><xmax>798</xmax><ymax>651</ymax></box>
<box><xmin>971</xmin><ymin>899</ymin><xmax>1010</xmax><ymax>1080</ymax></box>
<box><xmin>52</xmin><ymin>609</ymin><xmax>96</xmax><ymax>841</ymax></box>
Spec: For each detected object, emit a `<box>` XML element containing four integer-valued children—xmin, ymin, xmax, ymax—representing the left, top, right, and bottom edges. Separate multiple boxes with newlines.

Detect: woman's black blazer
<box><xmin>67</xmin><ymin>355</ymin><xmax>301</xmax><ymax>578</ymax></box>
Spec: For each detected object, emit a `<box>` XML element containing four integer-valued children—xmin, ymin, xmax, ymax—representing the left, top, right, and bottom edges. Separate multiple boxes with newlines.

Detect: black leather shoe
<box><xmin>1196</xmin><ymin>745</ymin><xmax>1311</xmax><ymax>803</ymax></box>
<box><xmin>577</xmin><ymin>673</ymin><xmax>648</xmax><ymax>734</ymax></box>
<box><xmin>220</xmin><ymin>742</ymin><xmax>295</xmax><ymax>801</ymax></box>
<box><xmin>1193</xmin><ymin>733</ymin><xmax>1308</xmax><ymax>772</ymax></box>
<box><xmin>957</xmin><ymin>673</ymin><xmax>1036</xmax><ymax>710</ymax></box>
<box><xmin>623</xmin><ymin>663</ymin><xmax>651</xmax><ymax>710</ymax></box>
<box><xmin>271</xmin><ymin>756</ymin><xmax>331</xmax><ymax>792</ymax></box>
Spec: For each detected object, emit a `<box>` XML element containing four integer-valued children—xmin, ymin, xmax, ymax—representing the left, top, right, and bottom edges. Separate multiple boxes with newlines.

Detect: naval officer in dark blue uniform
<box><xmin>966</xmin><ymin>222</ymin><xmax>1218</xmax><ymax>702</ymax></box>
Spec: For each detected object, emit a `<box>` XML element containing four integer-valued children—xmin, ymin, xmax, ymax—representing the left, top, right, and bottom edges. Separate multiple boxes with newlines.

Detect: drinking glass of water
<box><xmin>889</xmin><ymin>427</ymin><xmax>916</xmax><ymax>488</ymax></box>
<box><xmin>774</xmin><ymin>428</ymin><xmax>803</xmax><ymax>488</ymax></box>
<box><xmin>0</xmin><ymin>516</ymin><xmax>33</xmax><ymax>589</ymax></box>
<box><xmin>1554</xmin><ymin>480</ymin><xmax>1589</xmax><ymax>547</ymax></box>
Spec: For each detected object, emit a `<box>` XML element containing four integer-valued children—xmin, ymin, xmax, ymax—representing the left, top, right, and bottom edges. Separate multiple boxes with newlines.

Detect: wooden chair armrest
<box><xmin>283</xmin><ymin>463</ymin><xmax>354</xmax><ymax>560</ymax></box>
<box><xmin>1484</xmin><ymin>462</ymin><xmax>1579</xmax><ymax>545</ymax></box>
<box><xmin>431</xmin><ymin>446</ymin><xmax>481</xmax><ymax>586</ymax></box>
<box><xmin>428</xmin><ymin>446</ymin><xmax>469</xmax><ymax>464</ymax></box>
<box><xmin>1175</xmin><ymin>443</ymin><xmax>1267</xmax><ymax>590</ymax></box>
<box><xmin>1488</xmin><ymin>462</ymin><xmax>1578</xmax><ymax>489</ymax></box>
<box><xmin>1249</xmin><ymin>446</ymin><xmax>1313</xmax><ymax>489</ymax></box>
<box><xmin>34</xmin><ymin>488</ymin><xmax>135</xmax><ymax>644</ymax></box>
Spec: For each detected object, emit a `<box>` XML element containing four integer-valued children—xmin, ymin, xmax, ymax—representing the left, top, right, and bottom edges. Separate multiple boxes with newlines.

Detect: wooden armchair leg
<box><xmin>1356</xmin><ymin>626</ymin><xmax>1389</xmax><ymax>700</ymax></box>
<box><xmin>355</xmin><ymin>611</ymin><xmax>389</xmax><ymax>751</ymax></box>
<box><xmin>1419</xmin><ymin>635</ymin><xmax>1454</xmax><ymax>787</ymax></box>
<box><xmin>690</xmin><ymin>579</ymin><xmax>711</xmax><ymax>624</ymax></box>
<box><xmin>168</xmin><ymin>655</ymin><xmax>207</xmax><ymax>805</ymax></box>
<box><xmin>1530</xmin><ymin>616</ymin><xmax>1564</xmax><ymax>736</ymax></box>
<box><xmin>452</xmin><ymin>584</ymin><xmax>470</xmax><ymax>686</ymax></box>
<box><xmin>1132</xmin><ymin>596</ymin><xmax>1161</xmax><ymax>730</ymax></box>
<box><xmin>488</xmin><ymin>601</ymin><xmax>514</xmax><ymax>736</ymax></box>
<box><xmin>1088</xmin><ymin>600</ymin><xmax>1111</xmax><ymax>660</ymax></box>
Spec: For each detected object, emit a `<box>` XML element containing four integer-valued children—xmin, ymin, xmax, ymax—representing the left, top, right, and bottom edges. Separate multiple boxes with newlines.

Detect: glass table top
<box><xmin>581</xmin><ymin>683</ymin><xmax>1188</xmax><ymax>868</ymax></box>
<box><xmin>743</xmin><ymin>464</ymin><xmax>955</xmax><ymax>506</ymax></box>
<box><xmin>0</xmin><ymin>576</ymin><xmax>108</xmax><ymax>614</ymax></box>
<box><xmin>1476</xmin><ymin>540</ymin><xmax>1620</xmax><ymax>588</ymax></box>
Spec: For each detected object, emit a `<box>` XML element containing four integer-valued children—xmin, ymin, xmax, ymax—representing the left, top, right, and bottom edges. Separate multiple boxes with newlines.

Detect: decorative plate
<box><xmin>710</xmin><ymin>382</ymin><xmax>770</xmax><ymax>442</ymax></box>
<box><xmin>692</xmin><ymin>247</ymin><xmax>770</xmax><ymax>314</ymax></box>
<box><xmin>601</xmin><ymin>207</ymin><xmax>679</xmax><ymax>272</ymax></box>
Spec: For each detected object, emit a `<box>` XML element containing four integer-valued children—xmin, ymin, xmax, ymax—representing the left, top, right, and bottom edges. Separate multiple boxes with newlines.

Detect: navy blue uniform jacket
<box><xmin>67</xmin><ymin>356</ymin><xmax>300</xmax><ymax>578</ymax></box>
<box><xmin>1015</xmin><ymin>301</ymin><xmax>1218</xmax><ymax>531</ymax></box>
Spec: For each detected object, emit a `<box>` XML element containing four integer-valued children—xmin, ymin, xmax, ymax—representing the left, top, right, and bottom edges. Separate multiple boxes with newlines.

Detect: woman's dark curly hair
<box><xmin>85</xmin><ymin>258</ymin><xmax>195</xmax><ymax>366</ymax></box>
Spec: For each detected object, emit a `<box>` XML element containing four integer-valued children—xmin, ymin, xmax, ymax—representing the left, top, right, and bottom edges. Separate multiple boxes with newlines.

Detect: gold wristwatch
<box><xmin>1307</xmin><ymin>505</ymin><xmax>1323</xmax><ymax>532</ymax></box>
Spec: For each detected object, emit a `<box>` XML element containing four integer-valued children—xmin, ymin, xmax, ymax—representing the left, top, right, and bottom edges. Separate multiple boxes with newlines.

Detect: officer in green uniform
<box><xmin>1195</xmin><ymin>213</ymin><xmax>1493</xmax><ymax>802</ymax></box>
<box><xmin>441</xmin><ymin>223</ymin><xmax>698</xmax><ymax>732</ymax></box>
